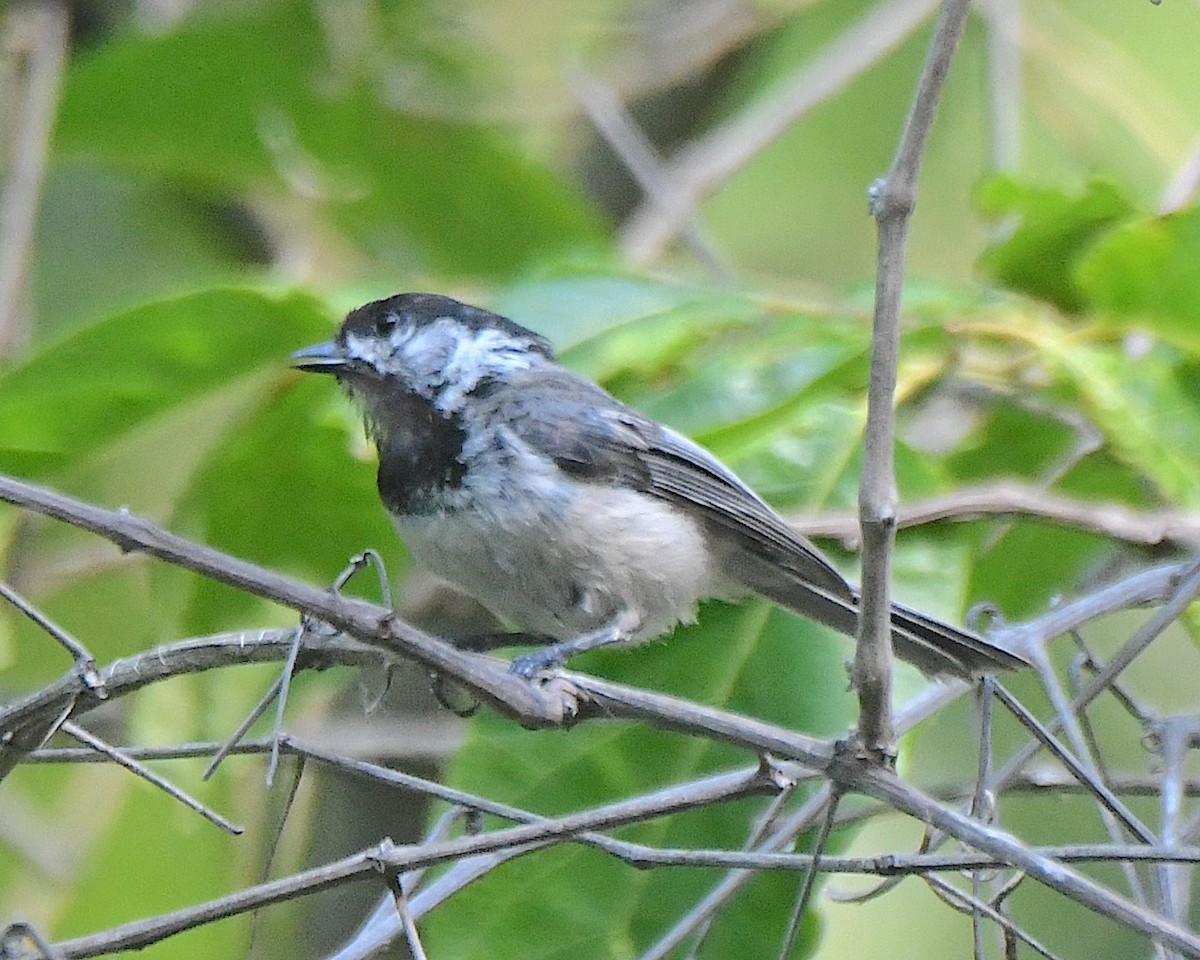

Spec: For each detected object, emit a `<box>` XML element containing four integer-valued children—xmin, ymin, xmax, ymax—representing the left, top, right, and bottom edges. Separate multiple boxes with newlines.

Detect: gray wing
<box><xmin>489</xmin><ymin>370</ymin><xmax>1027</xmax><ymax>678</ymax></box>
<box><xmin>628</xmin><ymin>416</ymin><xmax>1026</xmax><ymax>675</ymax></box>
<box><xmin>491</xmin><ymin>370</ymin><xmax>851</xmax><ymax>599</ymax></box>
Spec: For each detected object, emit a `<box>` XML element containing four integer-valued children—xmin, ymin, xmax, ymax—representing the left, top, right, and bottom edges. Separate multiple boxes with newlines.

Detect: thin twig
<box><xmin>856</xmin><ymin>0</ymin><xmax>974</xmax><ymax>758</ymax></box>
<box><xmin>0</xmin><ymin>1</ymin><xmax>68</xmax><ymax>354</ymax></box>
<box><xmin>338</xmin><ymin>807</ymin><xmax>462</xmax><ymax>959</ymax></box>
<box><xmin>777</xmin><ymin>789</ymin><xmax>841</xmax><ymax>960</ymax></box>
<box><xmin>29</xmin><ymin>739</ymin><xmax>1200</xmax><ymax>804</ymax></box>
<box><xmin>2</xmin><ymin>921</ymin><xmax>66</xmax><ymax>960</ymax></box>
<box><xmin>1027</xmin><ymin>626</ymin><xmax>1158</xmax><ymax>916</ymax></box>
<box><xmin>847</xmin><ymin>757</ymin><xmax>1200</xmax><ymax>957</ymax></box>
<box><xmin>203</xmin><ymin>675</ymin><xmax>284</xmax><ymax>780</ymax></box>
<box><xmin>249</xmin><ymin>754</ymin><xmax>307</xmax><ymax>953</ymax></box>
<box><xmin>679</xmin><ymin>772</ymin><xmax>805</xmax><ymax>959</ymax></box>
<box><xmin>792</xmin><ymin>481</ymin><xmax>1200</xmax><ymax>550</ymax></box>
<box><xmin>333</xmin><ymin>549</ymin><xmax>393</xmax><ymax>607</ymax></box>
<box><xmin>991</xmin><ymin>683</ymin><xmax>1154</xmax><ymax>843</ymax></box>
<box><xmin>979</xmin><ymin>0</ymin><xmax>1022</xmax><ymax>172</ymax></box>
<box><xmin>266</xmin><ymin>624</ymin><xmax>306</xmax><ymax>786</ymax></box>
<box><xmin>1153</xmin><ymin>716</ymin><xmax>1199</xmax><ymax>939</ymax></box>
<box><xmin>648</xmin><ymin>685</ymin><xmax>971</xmax><ymax>960</ymax></box>
<box><xmin>924</xmin><ymin>873</ymin><xmax>1059</xmax><ymax>960</ymax></box>
<box><xmin>44</xmin><ymin>766</ymin><xmax>776</xmax><ymax>958</ymax></box>
<box><xmin>61</xmin><ymin>721</ymin><xmax>241</xmax><ymax>835</ymax></box>
<box><xmin>6</xmin><ymin>472</ymin><xmax>1200</xmax><ymax>953</ymax></box>
<box><xmin>620</xmin><ymin>0</ymin><xmax>940</xmax><ymax>264</ymax></box>
<box><xmin>0</xmin><ymin>473</ymin><xmax>591</xmax><ymax>733</ymax></box>
<box><xmin>972</xmin><ymin>678</ymin><xmax>996</xmax><ymax>959</ymax></box>
<box><xmin>0</xmin><ymin>579</ymin><xmax>104</xmax><ymax>694</ymax></box>
<box><xmin>565</xmin><ymin>62</ymin><xmax>731</xmax><ymax>282</ymax></box>
<box><xmin>644</xmin><ymin>788</ymin><xmax>836</xmax><ymax>960</ymax></box>
<box><xmin>994</xmin><ymin>557</ymin><xmax>1200</xmax><ymax>789</ymax></box>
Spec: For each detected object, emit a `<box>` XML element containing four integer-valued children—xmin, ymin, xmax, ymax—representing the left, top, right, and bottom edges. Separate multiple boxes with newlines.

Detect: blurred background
<box><xmin>3</xmin><ymin>0</ymin><xmax>1200</xmax><ymax>958</ymax></box>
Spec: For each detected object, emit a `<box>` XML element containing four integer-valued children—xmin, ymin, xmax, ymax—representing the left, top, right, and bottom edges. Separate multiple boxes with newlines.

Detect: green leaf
<box><xmin>1078</xmin><ymin>208</ymin><xmax>1200</xmax><ymax>350</ymax></box>
<box><xmin>1042</xmin><ymin>338</ymin><xmax>1200</xmax><ymax>508</ymax></box>
<box><xmin>427</xmin><ymin>602</ymin><xmax>850</xmax><ymax>960</ymax></box>
<box><xmin>945</xmin><ymin>402</ymin><xmax>1078</xmax><ymax>485</ymax></box>
<box><xmin>31</xmin><ymin>164</ymin><xmax>265</xmax><ymax>337</ymax></box>
<box><xmin>977</xmin><ymin>178</ymin><xmax>1134</xmax><ymax>311</ymax></box>
<box><xmin>54</xmin><ymin>0</ymin><xmax>598</xmax><ymax>276</ymax></box>
<box><xmin>171</xmin><ymin>373</ymin><xmax>392</xmax><ymax>634</ymax></box>
<box><xmin>0</xmin><ymin>287</ymin><xmax>393</xmax><ymax>639</ymax></box>
<box><xmin>0</xmin><ymin>288</ymin><xmax>323</xmax><ymax>468</ymax></box>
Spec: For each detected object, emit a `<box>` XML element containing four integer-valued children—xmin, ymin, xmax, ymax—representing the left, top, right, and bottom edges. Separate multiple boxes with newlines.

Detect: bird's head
<box><xmin>291</xmin><ymin>293</ymin><xmax>555</xmax><ymax>419</ymax></box>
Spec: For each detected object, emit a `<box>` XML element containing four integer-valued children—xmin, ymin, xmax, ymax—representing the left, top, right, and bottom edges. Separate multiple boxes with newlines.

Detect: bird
<box><xmin>291</xmin><ymin>292</ymin><xmax>1026</xmax><ymax>681</ymax></box>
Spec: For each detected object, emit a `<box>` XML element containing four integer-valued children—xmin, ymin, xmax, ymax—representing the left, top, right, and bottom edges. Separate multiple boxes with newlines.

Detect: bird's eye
<box><xmin>375</xmin><ymin>312</ymin><xmax>400</xmax><ymax>337</ymax></box>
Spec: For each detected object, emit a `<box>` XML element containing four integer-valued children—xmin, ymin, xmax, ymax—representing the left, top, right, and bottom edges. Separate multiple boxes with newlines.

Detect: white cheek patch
<box><xmin>343</xmin><ymin>330</ymin><xmax>407</xmax><ymax>370</ymax></box>
<box><xmin>443</xmin><ymin>328</ymin><xmax>533</xmax><ymax>396</ymax></box>
<box><xmin>421</xmin><ymin>320</ymin><xmax>537</xmax><ymax>412</ymax></box>
<box><xmin>345</xmin><ymin>318</ymin><xmax>543</xmax><ymax>413</ymax></box>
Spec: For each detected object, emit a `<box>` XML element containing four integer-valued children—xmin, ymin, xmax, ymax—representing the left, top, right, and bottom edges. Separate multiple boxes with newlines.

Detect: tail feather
<box><xmin>731</xmin><ymin>553</ymin><xmax>1026</xmax><ymax>678</ymax></box>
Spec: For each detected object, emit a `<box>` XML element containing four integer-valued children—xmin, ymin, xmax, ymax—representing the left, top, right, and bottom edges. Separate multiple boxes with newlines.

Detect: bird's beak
<box><xmin>290</xmin><ymin>341</ymin><xmax>349</xmax><ymax>374</ymax></box>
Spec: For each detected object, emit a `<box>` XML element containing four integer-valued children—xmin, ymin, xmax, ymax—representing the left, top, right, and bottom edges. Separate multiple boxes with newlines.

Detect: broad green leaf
<box><xmin>31</xmin><ymin>164</ymin><xmax>266</xmax><ymax>337</ymax></box>
<box><xmin>1078</xmin><ymin>208</ymin><xmax>1200</xmax><ymax>351</ymax></box>
<box><xmin>977</xmin><ymin>178</ymin><xmax>1134</xmax><ymax>312</ymax></box>
<box><xmin>0</xmin><ymin>288</ymin><xmax>325</xmax><ymax>468</ymax></box>
<box><xmin>54</xmin><ymin>0</ymin><xmax>597</xmax><ymax>276</ymax></box>
<box><xmin>57</xmin><ymin>760</ymin><xmax>249</xmax><ymax>959</ymax></box>
<box><xmin>170</xmin><ymin>373</ymin><xmax>391</xmax><ymax>634</ymax></box>
<box><xmin>495</xmin><ymin>274</ymin><xmax>721</xmax><ymax>351</ymax></box>
<box><xmin>967</xmin><ymin>519</ymin><xmax>1109</xmax><ymax>619</ymax></box>
<box><xmin>945</xmin><ymin>402</ymin><xmax>1078</xmax><ymax>486</ymax></box>
<box><xmin>1042</xmin><ymin>339</ymin><xmax>1200</xmax><ymax>508</ymax></box>
<box><xmin>0</xmin><ymin>286</ymin><xmax>390</xmax><ymax>648</ymax></box>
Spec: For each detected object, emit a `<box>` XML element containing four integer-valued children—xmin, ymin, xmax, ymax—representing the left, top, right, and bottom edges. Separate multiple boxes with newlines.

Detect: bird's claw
<box><xmin>509</xmin><ymin>650</ymin><xmax>562</xmax><ymax>679</ymax></box>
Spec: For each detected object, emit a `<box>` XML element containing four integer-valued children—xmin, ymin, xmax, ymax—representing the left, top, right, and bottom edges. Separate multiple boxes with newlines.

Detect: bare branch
<box><xmin>0</xmin><ymin>473</ymin><xmax>584</xmax><ymax>732</ymax></box>
<box><xmin>619</xmin><ymin>0</ymin><xmax>939</xmax><ymax>264</ymax></box>
<box><xmin>792</xmin><ymin>481</ymin><xmax>1200</xmax><ymax>550</ymax></box>
<box><xmin>7</xmin><ymin>471</ymin><xmax>1200</xmax><ymax>954</ymax></box>
<box><xmin>924</xmin><ymin>872</ymin><xmax>1059</xmax><ymax>960</ymax></box>
<box><xmin>978</xmin><ymin>0</ymin><xmax>1022</xmax><ymax>172</ymax></box>
<box><xmin>60</xmin><ymin>720</ymin><xmax>241</xmax><ymax>835</ymax></box>
<box><xmin>564</xmin><ymin>62</ymin><xmax>731</xmax><ymax>282</ymax></box>
<box><xmin>994</xmin><ymin>558</ymin><xmax>1200</xmax><ymax>787</ymax></box>
<box><xmin>43</xmin><ymin>766</ymin><xmax>775</xmax><ymax>958</ymax></box>
<box><xmin>991</xmin><ymin>683</ymin><xmax>1153</xmax><ymax>843</ymax></box>
<box><xmin>856</xmin><ymin>0</ymin><xmax>974</xmax><ymax>758</ymax></box>
<box><xmin>849</xmin><ymin>758</ymin><xmax>1200</xmax><ymax>957</ymax></box>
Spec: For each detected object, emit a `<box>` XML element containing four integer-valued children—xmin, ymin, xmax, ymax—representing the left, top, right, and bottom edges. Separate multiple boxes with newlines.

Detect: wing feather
<box><xmin>489</xmin><ymin>370</ymin><xmax>850</xmax><ymax>598</ymax></box>
<box><xmin>483</xmin><ymin>369</ymin><xmax>1026</xmax><ymax>677</ymax></box>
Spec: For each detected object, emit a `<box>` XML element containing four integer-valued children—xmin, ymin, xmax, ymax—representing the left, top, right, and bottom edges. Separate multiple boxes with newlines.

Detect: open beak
<box><xmin>290</xmin><ymin>341</ymin><xmax>349</xmax><ymax>374</ymax></box>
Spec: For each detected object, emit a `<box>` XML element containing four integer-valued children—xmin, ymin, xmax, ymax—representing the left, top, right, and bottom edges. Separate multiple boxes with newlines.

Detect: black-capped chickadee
<box><xmin>292</xmin><ymin>293</ymin><xmax>1025</xmax><ymax>680</ymax></box>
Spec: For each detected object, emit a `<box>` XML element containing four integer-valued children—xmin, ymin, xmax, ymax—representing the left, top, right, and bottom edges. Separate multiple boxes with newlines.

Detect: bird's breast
<box><xmin>394</xmin><ymin>478</ymin><xmax>726</xmax><ymax>642</ymax></box>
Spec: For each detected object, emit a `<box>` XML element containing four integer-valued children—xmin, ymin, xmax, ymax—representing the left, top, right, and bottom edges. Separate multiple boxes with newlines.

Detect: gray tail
<box><xmin>734</xmin><ymin>555</ymin><xmax>1027</xmax><ymax>678</ymax></box>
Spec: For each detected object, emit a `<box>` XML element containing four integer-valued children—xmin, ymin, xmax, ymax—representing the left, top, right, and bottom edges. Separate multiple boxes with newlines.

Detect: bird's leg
<box><xmin>509</xmin><ymin>609</ymin><xmax>641</xmax><ymax>678</ymax></box>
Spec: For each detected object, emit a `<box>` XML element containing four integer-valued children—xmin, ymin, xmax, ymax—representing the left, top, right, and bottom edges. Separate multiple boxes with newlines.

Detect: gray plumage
<box><xmin>293</xmin><ymin>293</ymin><xmax>1027</xmax><ymax>679</ymax></box>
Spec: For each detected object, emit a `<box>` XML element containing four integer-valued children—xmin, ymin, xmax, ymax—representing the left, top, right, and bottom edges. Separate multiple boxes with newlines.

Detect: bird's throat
<box><xmin>370</xmin><ymin>396</ymin><xmax>467</xmax><ymax>515</ymax></box>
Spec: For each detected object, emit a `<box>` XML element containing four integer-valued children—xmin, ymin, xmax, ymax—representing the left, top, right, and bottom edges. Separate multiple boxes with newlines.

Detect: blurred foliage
<box><xmin>2</xmin><ymin>0</ymin><xmax>1200</xmax><ymax>958</ymax></box>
